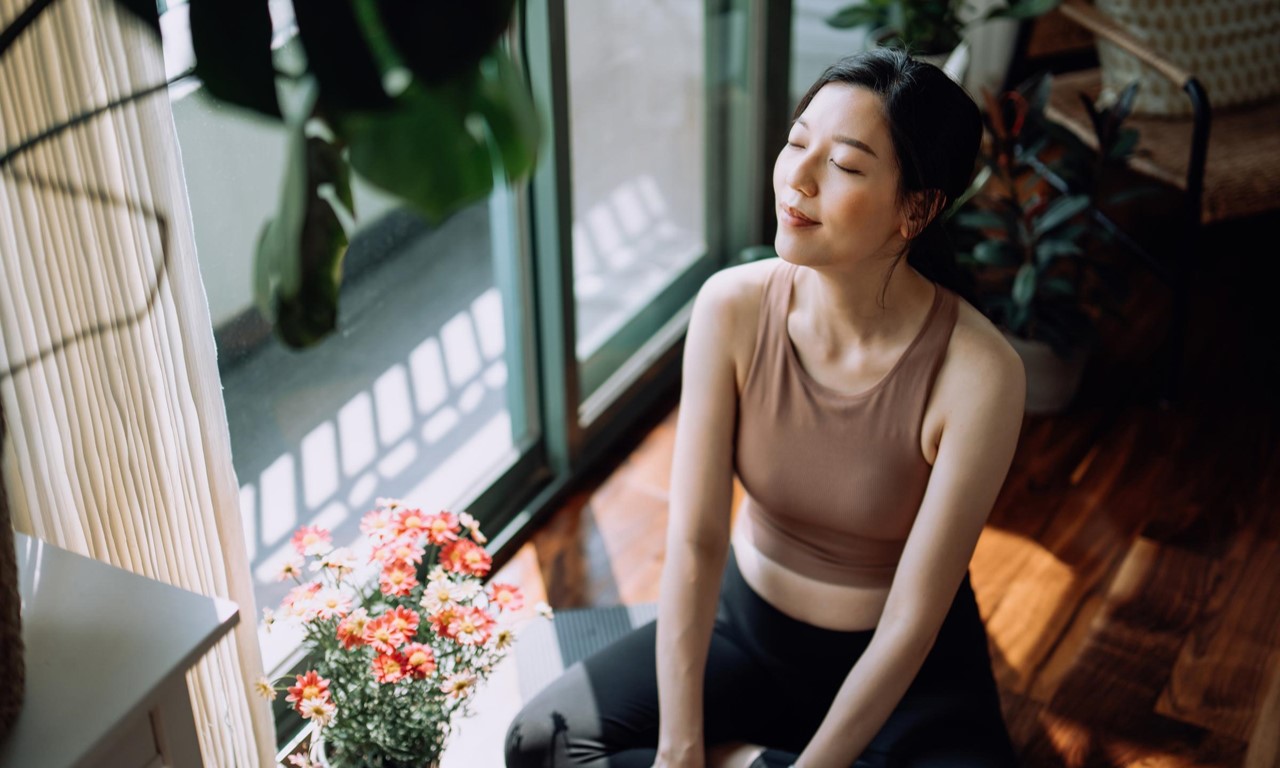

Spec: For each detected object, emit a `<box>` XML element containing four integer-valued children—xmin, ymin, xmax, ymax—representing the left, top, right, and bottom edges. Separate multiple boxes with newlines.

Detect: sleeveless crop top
<box><xmin>734</xmin><ymin>260</ymin><xmax>959</xmax><ymax>588</ymax></box>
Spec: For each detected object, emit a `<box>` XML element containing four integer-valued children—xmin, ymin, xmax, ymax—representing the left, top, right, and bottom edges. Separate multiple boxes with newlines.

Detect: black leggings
<box><xmin>504</xmin><ymin>553</ymin><xmax>1018</xmax><ymax>768</ymax></box>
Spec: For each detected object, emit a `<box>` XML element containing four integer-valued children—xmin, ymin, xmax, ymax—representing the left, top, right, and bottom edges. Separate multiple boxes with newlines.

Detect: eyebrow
<box><xmin>794</xmin><ymin>118</ymin><xmax>879</xmax><ymax>159</ymax></box>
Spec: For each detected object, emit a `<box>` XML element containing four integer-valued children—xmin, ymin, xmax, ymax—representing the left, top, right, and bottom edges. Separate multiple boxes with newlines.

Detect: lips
<box><xmin>778</xmin><ymin>203</ymin><xmax>819</xmax><ymax>227</ymax></box>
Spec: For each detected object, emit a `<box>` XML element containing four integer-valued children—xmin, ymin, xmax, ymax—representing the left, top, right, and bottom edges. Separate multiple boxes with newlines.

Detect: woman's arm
<box><xmin>654</xmin><ymin>269</ymin><xmax>754</xmax><ymax>768</ymax></box>
<box><xmin>795</xmin><ymin>323</ymin><xmax>1027</xmax><ymax>768</ymax></box>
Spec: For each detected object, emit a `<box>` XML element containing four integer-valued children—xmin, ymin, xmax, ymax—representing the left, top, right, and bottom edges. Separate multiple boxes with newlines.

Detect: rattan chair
<box><xmin>1038</xmin><ymin>0</ymin><xmax>1280</xmax><ymax>406</ymax></box>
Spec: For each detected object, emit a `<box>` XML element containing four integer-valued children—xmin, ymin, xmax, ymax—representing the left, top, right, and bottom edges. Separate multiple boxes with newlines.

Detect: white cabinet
<box><xmin>0</xmin><ymin>533</ymin><xmax>239</xmax><ymax>768</ymax></box>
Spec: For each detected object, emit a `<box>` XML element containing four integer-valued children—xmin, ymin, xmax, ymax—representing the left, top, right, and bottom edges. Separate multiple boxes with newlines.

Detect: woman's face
<box><xmin>772</xmin><ymin>83</ymin><xmax>909</xmax><ymax>270</ymax></box>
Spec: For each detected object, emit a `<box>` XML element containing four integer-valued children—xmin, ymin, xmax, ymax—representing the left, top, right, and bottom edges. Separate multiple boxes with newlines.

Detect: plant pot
<box><xmin>312</xmin><ymin>734</ymin><xmax>441</xmax><ymax>768</ymax></box>
<box><xmin>1003</xmin><ymin>331</ymin><xmax>1090</xmax><ymax>415</ymax></box>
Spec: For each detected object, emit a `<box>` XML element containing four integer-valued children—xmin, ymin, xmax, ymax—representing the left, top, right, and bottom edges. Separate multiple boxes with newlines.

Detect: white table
<box><xmin>0</xmin><ymin>532</ymin><xmax>239</xmax><ymax>768</ymax></box>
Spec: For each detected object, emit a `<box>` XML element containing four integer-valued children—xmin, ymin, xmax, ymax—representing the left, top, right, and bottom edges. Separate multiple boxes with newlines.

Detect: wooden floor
<box><xmin>489</xmin><ymin>211</ymin><xmax>1280</xmax><ymax>767</ymax></box>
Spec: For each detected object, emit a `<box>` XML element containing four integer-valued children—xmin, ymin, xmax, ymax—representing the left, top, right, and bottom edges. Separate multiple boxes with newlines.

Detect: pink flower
<box><xmin>423</xmin><ymin>511</ymin><xmax>461</xmax><ymax>546</ymax></box>
<box><xmin>282</xmin><ymin>582</ymin><xmax>324</xmax><ymax>621</ymax></box>
<box><xmin>297</xmin><ymin>696</ymin><xmax>336</xmax><ymax>726</ymax></box>
<box><xmin>286</xmin><ymin>671</ymin><xmax>330</xmax><ymax>713</ymax></box>
<box><xmin>379</xmin><ymin>559</ymin><xmax>419</xmax><ymax>597</ymax></box>
<box><xmin>312</xmin><ymin>587</ymin><xmax>352</xmax><ymax>620</ymax></box>
<box><xmin>360</xmin><ymin>508</ymin><xmax>397</xmax><ymax>546</ymax></box>
<box><xmin>459</xmin><ymin>512</ymin><xmax>487</xmax><ymax>544</ymax></box>
<box><xmin>393</xmin><ymin>507</ymin><xmax>431</xmax><ymax>538</ymax></box>
<box><xmin>371</xmin><ymin>652</ymin><xmax>406</xmax><ymax>684</ymax></box>
<box><xmin>487</xmin><ymin>582</ymin><xmax>524</xmax><ymax>613</ymax></box>
<box><xmin>441</xmin><ymin>671</ymin><xmax>476</xmax><ymax>699</ymax></box>
<box><xmin>291</xmin><ymin>526</ymin><xmax>332</xmax><ymax>557</ymax></box>
<box><xmin>372</xmin><ymin>535</ymin><xmax>425</xmax><ymax>566</ymax></box>
<box><xmin>278</xmin><ymin>558</ymin><xmax>305</xmax><ymax>581</ymax></box>
<box><xmin>402</xmin><ymin>642</ymin><xmax>437</xmax><ymax>678</ymax></box>
<box><xmin>447</xmin><ymin>606</ymin><xmax>495</xmax><ymax>646</ymax></box>
<box><xmin>439</xmin><ymin>539</ymin><xmax>491</xmax><ymax>577</ymax></box>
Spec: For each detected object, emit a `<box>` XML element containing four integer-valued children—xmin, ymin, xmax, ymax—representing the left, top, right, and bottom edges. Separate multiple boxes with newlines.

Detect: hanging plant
<box><xmin>0</xmin><ymin>0</ymin><xmax>541</xmax><ymax>349</ymax></box>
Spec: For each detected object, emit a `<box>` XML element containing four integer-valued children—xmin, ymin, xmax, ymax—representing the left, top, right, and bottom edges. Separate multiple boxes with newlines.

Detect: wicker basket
<box><xmin>0</xmin><ymin>406</ymin><xmax>23</xmax><ymax>742</ymax></box>
<box><xmin>1095</xmin><ymin>0</ymin><xmax>1280</xmax><ymax>116</ymax></box>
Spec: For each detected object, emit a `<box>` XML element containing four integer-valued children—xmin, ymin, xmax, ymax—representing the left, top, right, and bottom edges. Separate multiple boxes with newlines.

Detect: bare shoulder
<box><xmin>936</xmin><ymin>294</ymin><xmax>1027</xmax><ymax>415</ymax></box>
<box><xmin>690</xmin><ymin>258</ymin><xmax>780</xmax><ymax>386</ymax></box>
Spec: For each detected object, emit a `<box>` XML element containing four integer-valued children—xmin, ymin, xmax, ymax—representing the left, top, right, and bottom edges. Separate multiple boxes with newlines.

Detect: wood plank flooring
<box><xmin>488</xmin><ymin>211</ymin><xmax>1280</xmax><ymax>767</ymax></box>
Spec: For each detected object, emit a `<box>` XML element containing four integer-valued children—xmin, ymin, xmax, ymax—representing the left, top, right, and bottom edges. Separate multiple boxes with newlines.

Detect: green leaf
<box><xmin>293</xmin><ymin>0</ymin><xmax>393</xmax><ymax>112</ymax></box>
<box><xmin>339</xmin><ymin>78</ymin><xmax>492</xmax><ymax>224</ymax></box>
<box><xmin>471</xmin><ymin>47</ymin><xmax>541</xmax><ymax>184</ymax></box>
<box><xmin>1040</xmin><ymin>276</ymin><xmax>1075</xmax><ymax>297</ymax></box>
<box><xmin>111</xmin><ymin>0</ymin><xmax>160</xmax><ymax>36</ymax></box>
<box><xmin>1032</xmin><ymin>194</ymin><xmax>1090</xmax><ymax>237</ymax></box>
<box><xmin>1034</xmin><ymin>238</ymin><xmax>1082</xmax><ymax>267</ymax></box>
<box><xmin>1012</xmin><ymin>263</ymin><xmax>1038</xmax><ymax>307</ymax></box>
<box><xmin>379</xmin><ymin>0</ymin><xmax>516</xmax><ymax>86</ymax></box>
<box><xmin>337</xmin><ymin>42</ymin><xmax>539</xmax><ymax>224</ymax></box>
<box><xmin>974</xmin><ymin>239</ymin><xmax>1019</xmax><ymax>267</ymax></box>
<box><xmin>826</xmin><ymin>5</ymin><xmax>885</xmax><ymax>29</ymax></box>
<box><xmin>954</xmin><ymin>208</ymin><xmax>1006</xmax><ymax>231</ymax></box>
<box><xmin>984</xmin><ymin>0</ymin><xmax>1061</xmax><ymax>21</ymax></box>
<box><xmin>189</xmin><ymin>0</ymin><xmax>280</xmax><ymax>118</ymax></box>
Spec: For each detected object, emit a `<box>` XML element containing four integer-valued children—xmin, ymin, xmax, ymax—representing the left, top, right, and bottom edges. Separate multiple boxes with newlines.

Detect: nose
<box><xmin>780</xmin><ymin>145</ymin><xmax>818</xmax><ymax>197</ymax></box>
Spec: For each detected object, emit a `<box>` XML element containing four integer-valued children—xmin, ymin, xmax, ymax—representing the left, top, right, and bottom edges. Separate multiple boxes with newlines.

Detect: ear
<box><xmin>900</xmin><ymin>189</ymin><xmax>947</xmax><ymax>240</ymax></box>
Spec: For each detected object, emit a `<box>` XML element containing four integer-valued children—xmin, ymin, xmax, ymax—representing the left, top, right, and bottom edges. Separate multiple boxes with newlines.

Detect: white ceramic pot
<box><xmin>1003</xmin><ymin>331</ymin><xmax>1090</xmax><ymax>415</ymax></box>
<box><xmin>312</xmin><ymin>735</ymin><xmax>441</xmax><ymax>768</ymax></box>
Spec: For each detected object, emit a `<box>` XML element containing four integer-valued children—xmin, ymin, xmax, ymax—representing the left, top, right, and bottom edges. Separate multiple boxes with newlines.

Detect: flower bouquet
<box><xmin>258</xmin><ymin>498</ymin><xmax>548</xmax><ymax>768</ymax></box>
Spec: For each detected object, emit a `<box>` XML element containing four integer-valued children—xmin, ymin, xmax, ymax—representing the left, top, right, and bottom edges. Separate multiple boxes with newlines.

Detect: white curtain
<box><xmin>0</xmin><ymin>0</ymin><xmax>274</xmax><ymax>765</ymax></box>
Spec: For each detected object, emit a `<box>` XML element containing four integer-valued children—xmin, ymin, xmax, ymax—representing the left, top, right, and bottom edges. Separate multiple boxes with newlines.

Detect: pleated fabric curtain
<box><xmin>0</xmin><ymin>1</ymin><xmax>275</xmax><ymax>765</ymax></box>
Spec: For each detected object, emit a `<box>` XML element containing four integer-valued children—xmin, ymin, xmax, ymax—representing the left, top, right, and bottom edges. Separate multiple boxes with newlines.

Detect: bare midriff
<box><xmin>730</xmin><ymin>509</ymin><xmax>891</xmax><ymax>632</ymax></box>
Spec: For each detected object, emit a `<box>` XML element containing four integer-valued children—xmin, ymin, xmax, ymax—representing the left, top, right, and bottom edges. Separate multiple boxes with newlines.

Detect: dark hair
<box><xmin>792</xmin><ymin>47</ymin><xmax>982</xmax><ymax>302</ymax></box>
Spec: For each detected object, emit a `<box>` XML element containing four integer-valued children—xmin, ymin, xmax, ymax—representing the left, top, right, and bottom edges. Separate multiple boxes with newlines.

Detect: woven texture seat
<box><xmin>1047</xmin><ymin>68</ymin><xmax>1280</xmax><ymax>224</ymax></box>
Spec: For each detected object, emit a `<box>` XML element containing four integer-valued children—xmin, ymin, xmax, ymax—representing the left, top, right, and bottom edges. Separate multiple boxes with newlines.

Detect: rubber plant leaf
<box><xmin>189</xmin><ymin>0</ymin><xmax>280</xmax><ymax>118</ymax></box>
<box><xmin>973</xmin><ymin>239</ymin><xmax>1019</xmax><ymax>267</ymax></box>
<box><xmin>1034</xmin><ymin>238</ymin><xmax>1082</xmax><ymax>268</ymax></box>
<box><xmin>110</xmin><ymin>0</ymin><xmax>160</xmax><ymax>36</ymax></box>
<box><xmin>1032</xmin><ymin>193</ymin><xmax>1090</xmax><ymax>238</ymax></box>
<box><xmin>825</xmin><ymin>4</ymin><xmax>885</xmax><ymax>29</ymax></box>
<box><xmin>255</xmin><ymin>121</ymin><xmax>353</xmax><ymax>348</ymax></box>
<box><xmin>379</xmin><ymin>0</ymin><xmax>516</xmax><ymax>86</ymax></box>
<box><xmin>985</xmin><ymin>0</ymin><xmax>1061</xmax><ymax>21</ymax></box>
<box><xmin>293</xmin><ymin>0</ymin><xmax>393</xmax><ymax>112</ymax></box>
<box><xmin>1012</xmin><ymin>263</ymin><xmax>1038</xmax><ymax>308</ymax></box>
<box><xmin>953</xmin><ymin>208</ymin><xmax>1006</xmax><ymax>232</ymax></box>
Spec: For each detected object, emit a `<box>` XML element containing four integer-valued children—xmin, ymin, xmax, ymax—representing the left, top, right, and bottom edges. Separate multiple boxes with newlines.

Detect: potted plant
<box><xmin>824</xmin><ymin>0</ymin><xmax>1064</xmax><ymax>58</ymax></box>
<box><xmin>257</xmin><ymin>499</ymin><xmax>552</xmax><ymax>768</ymax></box>
<box><xmin>946</xmin><ymin>71</ymin><xmax>1143</xmax><ymax>413</ymax></box>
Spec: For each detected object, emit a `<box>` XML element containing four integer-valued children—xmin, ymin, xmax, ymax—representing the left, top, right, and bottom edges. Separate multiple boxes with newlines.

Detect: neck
<box><xmin>795</xmin><ymin>256</ymin><xmax>935</xmax><ymax>345</ymax></box>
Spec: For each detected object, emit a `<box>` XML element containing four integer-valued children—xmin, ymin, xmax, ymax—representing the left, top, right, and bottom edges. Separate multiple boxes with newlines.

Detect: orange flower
<box><xmin>379</xmin><ymin>559</ymin><xmax>418</xmax><ymax>597</ymax></box>
<box><xmin>362</xmin><ymin>615</ymin><xmax>406</xmax><ymax>654</ymax></box>
<box><xmin>286</xmin><ymin>671</ymin><xmax>330</xmax><ymax>713</ymax></box>
<box><xmin>402</xmin><ymin>642</ymin><xmax>437</xmax><ymax>678</ymax></box>
<box><xmin>387</xmin><ymin>606</ymin><xmax>420</xmax><ymax>637</ymax></box>
<box><xmin>336</xmin><ymin>609</ymin><xmax>370</xmax><ymax>649</ymax></box>
<box><xmin>428</xmin><ymin>607</ymin><xmax>460</xmax><ymax>638</ymax></box>
<box><xmin>487</xmin><ymin>582</ymin><xmax>524</xmax><ymax>613</ymax></box>
<box><xmin>439</xmin><ymin>539</ymin><xmax>492</xmax><ymax>577</ymax></box>
<box><xmin>371</xmin><ymin>652</ymin><xmax>407</xmax><ymax>684</ymax></box>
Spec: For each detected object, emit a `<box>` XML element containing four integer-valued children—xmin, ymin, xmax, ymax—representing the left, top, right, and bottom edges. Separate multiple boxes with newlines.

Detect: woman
<box><xmin>505</xmin><ymin>48</ymin><xmax>1026</xmax><ymax>768</ymax></box>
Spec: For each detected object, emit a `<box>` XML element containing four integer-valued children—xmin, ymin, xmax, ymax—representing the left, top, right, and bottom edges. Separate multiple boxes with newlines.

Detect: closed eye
<box><xmin>830</xmin><ymin>159</ymin><xmax>861</xmax><ymax>174</ymax></box>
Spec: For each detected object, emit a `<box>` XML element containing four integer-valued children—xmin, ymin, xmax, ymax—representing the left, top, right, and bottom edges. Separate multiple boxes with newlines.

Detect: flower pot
<box><xmin>1003</xmin><ymin>331</ymin><xmax>1090</xmax><ymax>415</ymax></box>
<box><xmin>312</xmin><ymin>734</ymin><xmax>441</xmax><ymax>768</ymax></box>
